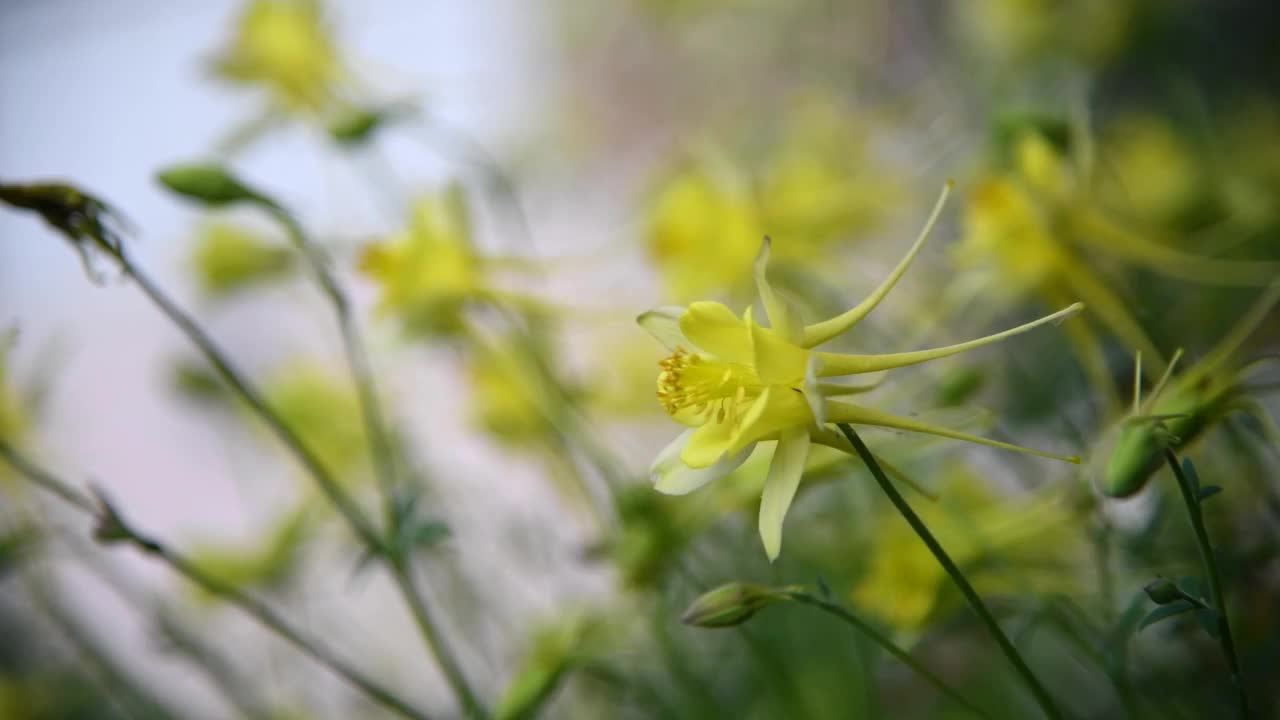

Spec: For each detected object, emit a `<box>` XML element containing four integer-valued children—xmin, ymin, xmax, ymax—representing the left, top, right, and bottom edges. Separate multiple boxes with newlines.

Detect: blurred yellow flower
<box><xmin>213</xmin><ymin>0</ymin><xmax>345</xmax><ymax>113</ymax></box>
<box><xmin>854</xmin><ymin>473</ymin><xmax>1079</xmax><ymax>631</ymax></box>
<box><xmin>1098</xmin><ymin>115</ymin><xmax>1202</xmax><ymax>226</ymax></box>
<box><xmin>190</xmin><ymin>221</ymin><xmax>294</xmax><ymax>298</ymax></box>
<box><xmin>360</xmin><ymin>188</ymin><xmax>484</xmax><ymax>338</ymax></box>
<box><xmin>640</xmin><ymin>184</ymin><xmax>1081</xmax><ymax>560</ymax></box>
<box><xmin>186</xmin><ymin>506</ymin><xmax>311</xmax><ymax>601</ymax></box>
<box><xmin>263</xmin><ymin>364</ymin><xmax>368</xmax><ymax>482</ymax></box>
<box><xmin>646</xmin><ymin>167</ymin><xmax>763</xmax><ymax>300</ymax></box>
<box><xmin>468</xmin><ymin>344</ymin><xmax>554</xmax><ymax>447</ymax></box>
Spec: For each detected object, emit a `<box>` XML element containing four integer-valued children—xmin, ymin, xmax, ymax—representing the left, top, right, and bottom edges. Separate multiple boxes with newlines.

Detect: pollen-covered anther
<box><xmin>656</xmin><ymin>348</ymin><xmax>760</xmax><ymax>421</ymax></box>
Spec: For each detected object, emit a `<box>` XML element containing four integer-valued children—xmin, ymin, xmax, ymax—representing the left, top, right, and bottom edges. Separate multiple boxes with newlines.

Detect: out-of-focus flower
<box><xmin>645</xmin><ymin>101</ymin><xmax>896</xmax><ymax>301</ymax></box>
<box><xmin>0</xmin><ymin>338</ymin><xmax>24</xmax><ymax>445</ymax></box>
<box><xmin>639</xmin><ymin>185</ymin><xmax>1082</xmax><ymax>560</ymax></box>
<box><xmin>853</xmin><ymin>473</ymin><xmax>1079</xmax><ymax>632</ymax></box>
<box><xmin>494</xmin><ymin>612</ymin><xmax>608</xmax><ymax>720</ymax></box>
<box><xmin>190</xmin><ymin>221</ymin><xmax>294</xmax><ymax>298</ymax></box>
<box><xmin>468</xmin><ymin>342</ymin><xmax>557</xmax><ymax>447</ymax></box>
<box><xmin>955</xmin><ymin>0</ymin><xmax>1137</xmax><ymax>68</ymax></box>
<box><xmin>360</xmin><ymin>188</ymin><xmax>486</xmax><ymax>338</ymax></box>
<box><xmin>263</xmin><ymin>364</ymin><xmax>368</xmax><ymax>482</ymax></box>
<box><xmin>1098</xmin><ymin>114</ymin><xmax>1203</xmax><ymax>227</ymax></box>
<box><xmin>186</xmin><ymin>506</ymin><xmax>311</xmax><ymax>599</ymax></box>
<box><xmin>1220</xmin><ymin>100</ymin><xmax>1280</xmax><ymax>233</ymax></box>
<box><xmin>212</xmin><ymin>0</ymin><xmax>345</xmax><ymax>114</ymax></box>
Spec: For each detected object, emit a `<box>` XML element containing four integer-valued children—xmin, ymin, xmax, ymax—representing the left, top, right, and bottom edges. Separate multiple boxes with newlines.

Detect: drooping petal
<box><xmin>817</xmin><ymin>303</ymin><xmax>1084</xmax><ymax>376</ymax></box>
<box><xmin>748</xmin><ymin>307</ymin><xmax>810</xmax><ymax>385</ymax></box>
<box><xmin>759</xmin><ymin>428</ymin><xmax>810</xmax><ymax>561</ymax></box>
<box><xmin>638</xmin><ymin>306</ymin><xmax>690</xmax><ymax>350</ymax></box>
<box><xmin>652</xmin><ymin>430</ymin><xmax>756</xmax><ymax>495</ymax></box>
<box><xmin>679</xmin><ymin>301</ymin><xmax>751</xmax><ymax>362</ymax></box>
<box><xmin>753</xmin><ymin>238</ymin><xmax>802</xmax><ymax>343</ymax></box>
<box><xmin>801</xmin><ymin>182</ymin><xmax>952</xmax><ymax>348</ymax></box>
<box><xmin>681</xmin><ymin>417</ymin><xmax>736</xmax><ymax>468</ymax></box>
<box><xmin>727</xmin><ymin>385</ymin><xmax>814</xmax><ymax>457</ymax></box>
<box><xmin>827</xmin><ymin>400</ymin><xmax>1079</xmax><ymax>463</ymax></box>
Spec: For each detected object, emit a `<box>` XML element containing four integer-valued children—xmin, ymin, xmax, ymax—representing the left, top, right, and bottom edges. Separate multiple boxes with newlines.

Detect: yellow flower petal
<box><xmin>759</xmin><ymin>428</ymin><xmax>810</xmax><ymax>561</ymax></box>
<box><xmin>747</xmin><ymin>307</ymin><xmax>810</xmax><ymax>386</ymax></box>
<box><xmin>679</xmin><ymin>301</ymin><xmax>751</xmax><ymax>362</ymax></box>
<box><xmin>637</xmin><ymin>306</ymin><xmax>690</xmax><ymax>351</ymax></box>
<box><xmin>652</xmin><ymin>430</ymin><xmax>755</xmax><ymax>495</ymax></box>
<box><xmin>753</xmin><ymin>238</ymin><xmax>802</xmax><ymax>343</ymax></box>
<box><xmin>727</xmin><ymin>385</ymin><xmax>813</xmax><ymax>457</ymax></box>
<box><xmin>680</xmin><ymin>416</ymin><xmax>737</xmax><ymax>469</ymax></box>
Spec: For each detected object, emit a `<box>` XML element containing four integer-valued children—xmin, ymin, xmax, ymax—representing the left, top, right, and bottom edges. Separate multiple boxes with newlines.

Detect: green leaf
<box><xmin>1180</xmin><ymin>457</ymin><xmax>1201</xmax><ymax>495</ymax></box>
<box><xmin>1198</xmin><ymin>485</ymin><xmax>1223</xmax><ymax>502</ymax></box>
<box><xmin>1139</xmin><ymin>600</ymin><xmax>1195</xmax><ymax>632</ymax></box>
<box><xmin>408</xmin><ymin>521</ymin><xmax>450</xmax><ymax>550</ymax></box>
<box><xmin>1194</xmin><ymin>608</ymin><xmax>1221</xmax><ymax>639</ymax></box>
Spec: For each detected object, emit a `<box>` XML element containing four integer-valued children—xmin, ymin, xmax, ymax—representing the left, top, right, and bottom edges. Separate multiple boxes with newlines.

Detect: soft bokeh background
<box><xmin>3</xmin><ymin>1</ymin><xmax>1279</xmax><ymax>718</ymax></box>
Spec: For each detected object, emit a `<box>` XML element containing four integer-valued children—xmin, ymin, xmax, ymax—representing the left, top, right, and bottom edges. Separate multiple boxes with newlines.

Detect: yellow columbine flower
<box><xmin>360</xmin><ymin>189</ymin><xmax>483</xmax><ymax>337</ymax></box>
<box><xmin>639</xmin><ymin>184</ymin><xmax>1083</xmax><ymax>560</ymax></box>
<box><xmin>213</xmin><ymin>0</ymin><xmax>345</xmax><ymax>113</ymax></box>
<box><xmin>190</xmin><ymin>221</ymin><xmax>294</xmax><ymax>298</ymax></box>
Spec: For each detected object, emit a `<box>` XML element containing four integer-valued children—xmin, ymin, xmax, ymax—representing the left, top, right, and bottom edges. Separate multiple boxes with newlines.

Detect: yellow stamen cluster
<box><xmin>657</xmin><ymin>349</ymin><xmax>760</xmax><ymax>424</ymax></box>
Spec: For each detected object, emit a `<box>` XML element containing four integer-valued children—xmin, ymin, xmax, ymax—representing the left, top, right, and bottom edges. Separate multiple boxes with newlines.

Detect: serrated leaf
<box><xmin>1198</xmin><ymin>485</ymin><xmax>1223</xmax><ymax>502</ymax></box>
<box><xmin>1139</xmin><ymin>600</ymin><xmax>1195</xmax><ymax>632</ymax></box>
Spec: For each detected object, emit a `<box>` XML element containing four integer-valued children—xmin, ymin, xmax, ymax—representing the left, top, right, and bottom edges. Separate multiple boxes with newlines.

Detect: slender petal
<box><xmin>827</xmin><ymin>400</ymin><xmax>1079</xmax><ymax>462</ymax></box>
<box><xmin>802</xmin><ymin>181</ymin><xmax>953</xmax><ymax>348</ymax></box>
<box><xmin>818</xmin><ymin>303</ymin><xmax>1084</xmax><ymax>376</ymax></box>
<box><xmin>638</xmin><ymin>306</ymin><xmax>690</xmax><ymax>350</ymax></box>
<box><xmin>754</xmin><ymin>238</ymin><xmax>802</xmax><ymax>343</ymax></box>
<box><xmin>652</xmin><ymin>430</ymin><xmax>756</xmax><ymax>495</ymax></box>
<box><xmin>681</xmin><ymin>417</ymin><xmax>737</xmax><ymax>469</ymax></box>
<box><xmin>759</xmin><ymin>428</ymin><xmax>810</xmax><ymax>561</ymax></box>
<box><xmin>680</xmin><ymin>301</ymin><xmax>751</xmax><ymax>362</ymax></box>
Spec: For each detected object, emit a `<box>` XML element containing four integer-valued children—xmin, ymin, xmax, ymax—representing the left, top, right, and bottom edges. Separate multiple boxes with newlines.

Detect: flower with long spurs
<box><xmin>638</xmin><ymin>182</ymin><xmax>1084</xmax><ymax>560</ymax></box>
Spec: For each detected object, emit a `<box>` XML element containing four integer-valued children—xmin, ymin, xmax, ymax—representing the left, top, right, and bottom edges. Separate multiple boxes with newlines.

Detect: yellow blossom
<box><xmin>360</xmin><ymin>188</ymin><xmax>484</xmax><ymax>337</ymax></box>
<box><xmin>186</xmin><ymin>506</ymin><xmax>311</xmax><ymax>599</ymax></box>
<box><xmin>190</xmin><ymin>221</ymin><xmax>294</xmax><ymax>298</ymax></box>
<box><xmin>468</xmin><ymin>344</ymin><xmax>555</xmax><ymax>447</ymax></box>
<box><xmin>854</xmin><ymin>473</ymin><xmax>1079</xmax><ymax>631</ymax></box>
<box><xmin>639</xmin><ymin>183</ymin><xmax>1082</xmax><ymax>560</ymax></box>
<box><xmin>213</xmin><ymin>0</ymin><xmax>345</xmax><ymax>113</ymax></box>
<box><xmin>1098</xmin><ymin>115</ymin><xmax>1202</xmax><ymax>226</ymax></box>
<box><xmin>263</xmin><ymin>364</ymin><xmax>368</xmax><ymax>482</ymax></box>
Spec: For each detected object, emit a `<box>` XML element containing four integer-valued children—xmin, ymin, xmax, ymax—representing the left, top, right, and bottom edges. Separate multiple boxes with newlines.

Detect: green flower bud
<box><xmin>1144</xmin><ymin>577</ymin><xmax>1181</xmax><ymax>605</ymax></box>
<box><xmin>681</xmin><ymin>582</ymin><xmax>795</xmax><ymax>628</ymax></box>
<box><xmin>328</xmin><ymin>107</ymin><xmax>387</xmax><ymax>146</ymax></box>
<box><xmin>157</xmin><ymin>163</ymin><xmax>262</xmax><ymax>207</ymax></box>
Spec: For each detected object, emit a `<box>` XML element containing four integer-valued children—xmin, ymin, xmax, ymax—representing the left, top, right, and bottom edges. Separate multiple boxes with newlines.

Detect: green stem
<box><xmin>266</xmin><ymin>208</ymin><xmax>487</xmax><ymax>719</ymax></box>
<box><xmin>787</xmin><ymin>592</ymin><xmax>992</xmax><ymax>719</ymax></box>
<box><xmin>116</xmin><ymin>250</ymin><xmax>382</xmax><ymax>550</ymax></box>
<box><xmin>1163</xmin><ymin>450</ymin><xmax>1249</xmax><ymax>718</ymax></box>
<box><xmin>836</xmin><ymin>424</ymin><xmax>1064</xmax><ymax>720</ymax></box>
<box><xmin>0</xmin><ymin>441</ymin><xmax>432</xmax><ymax>720</ymax></box>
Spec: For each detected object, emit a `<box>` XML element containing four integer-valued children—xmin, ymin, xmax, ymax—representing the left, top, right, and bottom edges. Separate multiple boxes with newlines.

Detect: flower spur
<box><xmin>638</xmin><ymin>182</ymin><xmax>1084</xmax><ymax>560</ymax></box>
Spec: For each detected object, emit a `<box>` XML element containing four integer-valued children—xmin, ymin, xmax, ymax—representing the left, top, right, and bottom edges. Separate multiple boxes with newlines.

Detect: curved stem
<box><xmin>265</xmin><ymin>208</ymin><xmax>488</xmax><ymax>719</ymax></box>
<box><xmin>786</xmin><ymin>591</ymin><xmax>992</xmax><ymax>719</ymax></box>
<box><xmin>0</xmin><ymin>441</ymin><xmax>431</xmax><ymax>720</ymax></box>
<box><xmin>835</xmin><ymin>424</ymin><xmax>1064</xmax><ymax>720</ymax></box>
<box><xmin>1163</xmin><ymin>450</ymin><xmax>1250</xmax><ymax>718</ymax></box>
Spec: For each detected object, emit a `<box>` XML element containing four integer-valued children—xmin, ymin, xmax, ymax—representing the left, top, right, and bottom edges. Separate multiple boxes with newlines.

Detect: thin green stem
<box><xmin>266</xmin><ymin>208</ymin><xmax>487</xmax><ymax>719</ymax></box>
<box><xmin>0</xmin><ymin>441</ymin><xmax>431</xmax><ymax>720</ymax></box>
<box><xmin>836</xmin><ymin>424</ymin><xmax>1064</xmax><ymax>720</ymax></box>
<box><xmin>786</xmin><ymin>591</ymin><xmax>992</xmax><ymax>719</ymax></box>
<box><xmin>116</xmin><ymin>250</ymin><xmax>382</xmax><ymax>550</ymax></box>
<box><xmin>1163</xmin><ymin>450</ymin><xmax>1249</xmax><ymax>718</ymax></box>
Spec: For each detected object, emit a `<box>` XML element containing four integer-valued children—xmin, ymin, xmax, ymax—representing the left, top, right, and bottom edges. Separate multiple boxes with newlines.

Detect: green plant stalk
<box><xmin>0</xmin><ymin>441</ymin><xmax>432</xmax><ymax>720</ymax></box>
<box><xmin>1163</xmin><ymin>450</ymin><xmax>1249</xmax><ymax>718</ymax></box>
<box><xmin>786</xmin><ymin>591</ymin><xmax>992</xmax><ymax>720</ymax></box>
<box><xmin>836</xmin><ymin>424</ymin><xmax>1064</xmax><ymax>720</ymax></box>
<box><xmin>267</xmin><ymin>208</ymin><xmax>487</xmax><ymax>719</ymax></box>
<box><xmin>116</xmin><ymin>250</ymin><xmax>382</xmax><ymax>550</ymax></box>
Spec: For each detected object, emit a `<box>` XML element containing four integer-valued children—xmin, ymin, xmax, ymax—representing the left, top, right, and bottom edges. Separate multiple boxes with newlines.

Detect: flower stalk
<box><xmin>837</xmin><ymin>423</ymin><xmax>1064</xmax><ymax>720</ymax></box>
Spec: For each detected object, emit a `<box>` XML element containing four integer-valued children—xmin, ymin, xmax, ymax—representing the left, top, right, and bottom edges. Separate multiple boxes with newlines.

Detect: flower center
<box><xmin>657</xmin><ymin>348</ymin><xmax>761</xmax><ymax>424</ymax></box>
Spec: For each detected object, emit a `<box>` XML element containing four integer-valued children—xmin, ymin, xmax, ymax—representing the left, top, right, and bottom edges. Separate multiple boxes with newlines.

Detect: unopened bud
<box><xmin>681</xmin><ymin>582</ymin><xmax>795</xmax><ymax>628</ymax></box>
<box><xmin>1144</xmin><ymin>577</ymin><xmax>1181</xmax><ymax>605</ymax></box>
<box><xmin>157</xmin><ymin>163</ymin><xmax>262</xmax><ymax>207</ymax></box>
